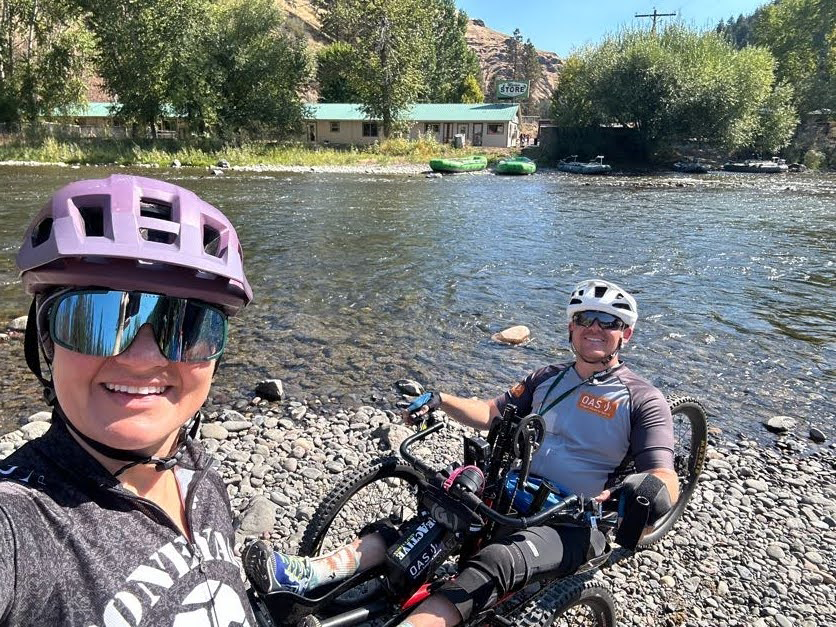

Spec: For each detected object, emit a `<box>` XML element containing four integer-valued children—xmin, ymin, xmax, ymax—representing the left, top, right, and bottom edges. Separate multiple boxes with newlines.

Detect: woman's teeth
<box><xmin>104</xmin><ymin>383</ymin><xmax>166</xmax><ymax>395</ymax></box>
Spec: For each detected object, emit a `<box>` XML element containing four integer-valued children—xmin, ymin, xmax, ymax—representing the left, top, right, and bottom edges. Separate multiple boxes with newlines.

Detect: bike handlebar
<box><xmin>399</xmin><ymin>417</ymin><xmax>586</xmax><ymax>530</ymax></box>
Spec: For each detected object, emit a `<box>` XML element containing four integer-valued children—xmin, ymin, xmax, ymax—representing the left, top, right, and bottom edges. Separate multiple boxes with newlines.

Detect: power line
<box><xmin>635</xmin><ymin>8</ymin><xmax>678</xmax><ymax>33</ymax></box>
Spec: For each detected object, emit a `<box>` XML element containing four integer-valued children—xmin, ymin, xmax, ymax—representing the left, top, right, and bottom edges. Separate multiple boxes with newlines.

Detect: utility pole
<box><xmin>635</xmin><ymin>8</ymin><xmax>677</xmax><ymax>33</ymax></box>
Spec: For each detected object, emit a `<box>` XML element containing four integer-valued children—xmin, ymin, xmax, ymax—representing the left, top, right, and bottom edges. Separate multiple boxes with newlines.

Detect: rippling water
<box><xmin>0</xmin><ymin>166</ymin><xmax>833</xmax><ymax>438</ymax></box>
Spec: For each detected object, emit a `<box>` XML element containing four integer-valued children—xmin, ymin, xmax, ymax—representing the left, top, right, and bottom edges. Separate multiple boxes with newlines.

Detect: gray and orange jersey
<box><xmin>494</xmin><ymin>362</ymin><xmax>674</xmax><ymax>498</ymax></box>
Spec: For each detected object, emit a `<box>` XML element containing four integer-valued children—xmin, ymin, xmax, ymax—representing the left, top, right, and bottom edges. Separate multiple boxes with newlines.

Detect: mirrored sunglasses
<box><xmin>572</xmin><ymin>310</ymin><xmax>627</xmax><ymax>331</ymax></box>
<box><xmin>48</xmin><ymin>289</ymin><xmax>228</xmax><ymax>362</ymax></box>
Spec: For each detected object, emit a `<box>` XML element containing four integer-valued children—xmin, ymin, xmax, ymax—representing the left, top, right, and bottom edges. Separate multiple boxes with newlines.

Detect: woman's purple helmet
<box><xmin>16</xmin><ymin>175</ymin><xmax>252</xmax><ymax>314</ymax></box>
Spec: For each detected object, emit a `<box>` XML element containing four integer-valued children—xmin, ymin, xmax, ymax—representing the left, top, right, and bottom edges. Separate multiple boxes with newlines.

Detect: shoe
<box><xmin>243</xmin><ymin>540</ymin><xmax>312</xmax><ymax>595</ymax></box>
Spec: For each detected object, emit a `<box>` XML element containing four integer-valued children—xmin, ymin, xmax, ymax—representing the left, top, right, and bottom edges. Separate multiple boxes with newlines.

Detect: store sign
<box><xmin>496</xmin><ymin>80</ymin><xmax>530</xmax><ymax>99</ymax></box>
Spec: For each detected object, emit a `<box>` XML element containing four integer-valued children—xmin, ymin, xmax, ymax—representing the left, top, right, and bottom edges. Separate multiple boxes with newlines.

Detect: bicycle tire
<box><xmin>299</xmin><ymin>456</ymin><xmax>425</xmax><ymax>557</ymax></box>
<box><xmin>637</xmin><ymin>395</ymin><xmax>707</xmax><ymax>546</ymax></box>
<box><xmin>511</xmin><ymin>575</ymin><xmax>617</xmax><ymax>627</ymax></box>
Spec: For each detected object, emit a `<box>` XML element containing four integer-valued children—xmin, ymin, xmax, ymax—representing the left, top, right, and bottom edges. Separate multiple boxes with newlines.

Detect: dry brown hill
<box><xmin>277</xmin><ymin>1</ymin><xmax>562</xmax><ymax>105</ymax></box>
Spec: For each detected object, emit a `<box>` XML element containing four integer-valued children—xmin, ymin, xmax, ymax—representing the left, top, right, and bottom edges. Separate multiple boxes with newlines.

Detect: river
<box><xmin>0</xmin><ymin>165</ymin><xmax>833</xmax><ymax>439</ymax></box>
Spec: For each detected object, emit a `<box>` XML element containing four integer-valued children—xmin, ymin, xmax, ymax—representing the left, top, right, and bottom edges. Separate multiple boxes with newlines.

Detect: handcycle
<box><xmin>248</xmin><ymin>395</ymin><xmax>707</xmax><ymax>627</ymax></box>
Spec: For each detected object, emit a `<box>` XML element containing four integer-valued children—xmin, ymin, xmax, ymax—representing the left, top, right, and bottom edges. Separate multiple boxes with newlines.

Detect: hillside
<box><xmin>276</xmin><ymin>1</ymin><xmax>562</xmax><ymax>104</ymax></box>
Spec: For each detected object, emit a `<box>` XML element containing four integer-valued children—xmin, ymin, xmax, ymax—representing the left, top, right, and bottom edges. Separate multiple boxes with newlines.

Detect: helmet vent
<box><xmin>139</xmin><ymin>228</ymin><xmax>176</xmax><ymax>244</ymax></box>
<box><xmin>79</xmin><ymin>206</ymin><xmax>105</xmax><ymax>237</ymax></box>
<box><xmin>594</xmin><ymin>285</ymin><xmax>607</xmax><ymax>298</ymax></box>
<box><xmin>31</xmin><ymin>218</ymin><xmax>53</xmax><ymax>247</ymax></box>
<box><xmin>203</xmin><ymin>225</ymin><xmax>221</xmax><ymax>256</ymax></box>
<box><xmin>140</xmin><ymin>199</ymin><xmax>173</xmax><ymax>221</ymax></box>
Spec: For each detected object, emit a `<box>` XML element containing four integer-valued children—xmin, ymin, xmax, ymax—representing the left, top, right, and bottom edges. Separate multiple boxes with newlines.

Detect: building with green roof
<box><xmin>304</xmin><ymin>103</ymin><xmax>520</xmax><ymax>148</ymax></box>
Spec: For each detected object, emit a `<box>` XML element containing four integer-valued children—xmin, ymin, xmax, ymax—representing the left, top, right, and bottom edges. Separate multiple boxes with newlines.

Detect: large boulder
<box><xmin>491</xmin><ymin>325</ymin><xmax>531</xmax><ymax>345</ymax></box>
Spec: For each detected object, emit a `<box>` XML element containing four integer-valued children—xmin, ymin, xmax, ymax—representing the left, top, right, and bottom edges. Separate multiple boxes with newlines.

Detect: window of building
<box><xmin>424</xmin><ymin>123</ymin><xmax>440</xmax><ymax>134</ymax></box>
<box><xmin>487</xmin><ymin>123</ymin><xmax>503</xmax><ymax>135</ymax></box>
<box><xmin>362</xmin><ymin>122</ymin><xmax>379</xmax><ymax>137</ymax></box>
<box><xmin>330</xmin><ymin>121</ymin><xmax>340</xmax><ymax>133</ymax></box>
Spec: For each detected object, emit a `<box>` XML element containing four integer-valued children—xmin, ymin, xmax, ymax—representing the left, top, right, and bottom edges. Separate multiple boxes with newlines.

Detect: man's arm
<box><xmin>436</xmin><ymin>393</ymin><xmax>498</xmax><ymax>431</ymax></box>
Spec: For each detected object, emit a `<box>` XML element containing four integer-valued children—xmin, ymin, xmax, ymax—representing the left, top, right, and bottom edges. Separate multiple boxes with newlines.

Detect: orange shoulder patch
<box><xmin>510</xmin><ymin>382</ymin><xmax>526</xmax><ymax>398</ymax></box>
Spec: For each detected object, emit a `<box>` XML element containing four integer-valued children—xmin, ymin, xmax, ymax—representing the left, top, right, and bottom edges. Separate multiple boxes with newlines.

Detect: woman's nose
<box><xmin>113</xmin><ymin>324</ymin><xmax>168</xmax><ymax>364</ymax></box>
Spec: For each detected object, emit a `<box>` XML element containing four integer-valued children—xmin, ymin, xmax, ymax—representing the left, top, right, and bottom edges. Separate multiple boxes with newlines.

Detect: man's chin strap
<box><xmin>569</xmin><ymin>331</ymin><xmax>624</xmax><ymax>366</ymax></box>
<box><xmin>24</xmin><ymin>298</ymin><xmax>201</xmax><ymax>478</ymax></box>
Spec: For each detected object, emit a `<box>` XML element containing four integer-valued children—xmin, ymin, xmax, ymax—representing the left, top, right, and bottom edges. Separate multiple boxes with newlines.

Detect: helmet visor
<box><xmin>49</xmin><ymin>289</ymin><xmax>228</xmax><ymax>362</ymax></box>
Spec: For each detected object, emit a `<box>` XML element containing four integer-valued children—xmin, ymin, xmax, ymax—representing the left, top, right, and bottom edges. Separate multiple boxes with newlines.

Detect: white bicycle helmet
<box><xmin>566</xmin><ymin>279</ymin><xmax>638</xmax><ymax>327</ymax></box>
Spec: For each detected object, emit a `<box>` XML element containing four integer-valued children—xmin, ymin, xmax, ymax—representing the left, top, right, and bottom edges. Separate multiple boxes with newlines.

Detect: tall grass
<box><xmin>0</xmin><ymin>135</ymin><xmax>505</xmax><ymax>167</ymax></box>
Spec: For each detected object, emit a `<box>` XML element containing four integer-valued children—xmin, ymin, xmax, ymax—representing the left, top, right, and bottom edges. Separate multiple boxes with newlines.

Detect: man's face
<box><xmin>569</xmin><ymin>310</ymin><xmax>633</xmax><ymax>363</ymax></box>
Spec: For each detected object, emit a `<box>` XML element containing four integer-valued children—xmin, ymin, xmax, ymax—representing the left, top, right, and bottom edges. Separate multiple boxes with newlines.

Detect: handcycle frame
<box><xmin>250</xmin><ymin>396</ymin><xmax>707</xmax><ymax>627</ymax></box>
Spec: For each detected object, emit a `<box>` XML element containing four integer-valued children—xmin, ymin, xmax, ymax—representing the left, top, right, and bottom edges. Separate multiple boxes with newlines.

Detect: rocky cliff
<box><xmin>278</xmin><ymin>1</ymin><xmax>562</xmax><ymax>105</ymax></box>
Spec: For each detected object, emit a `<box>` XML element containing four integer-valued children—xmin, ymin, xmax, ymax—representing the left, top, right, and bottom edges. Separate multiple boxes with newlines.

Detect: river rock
<box><xmin>20</xmin><ymin>421</ymin><xmax>50</xmax><ymax>440</ymax></box>
<box><xmin>809</xmin><ymin>427</ymin><xmax>826</xmax><ymax>443</ymax></box>
<box><xmin>395</xmin><ymin>379</ymin><xmax>424</xmax><ymax>396</ymax></box>
<box><xmin>7</xmin><ymin>316</ymin><xmax>27</xmax><ymax>331</ymax></box>
<box><xmin>374</xmin><ymin>423</ymin><xmax>413</xmax><ymax>451</ymax></box>
<box><xmin>237</xmin><ymin>496</ymin><xmax>277</xmax><ymax>535</ymax></box>
<box><xmin>21</xmin><ymin>411</ymin><xmax>52</xmax><ymax>426</ymax></box>
<box><xmin>765</xmin><ymin>416</ymin><xmax>797</xmax><ymax>433</ymax></box>
<box><xmin>491</xmin><ymin>325</ymin><xmax>530</xmax><ymax>345</ymax></box>
<box><xmin>256</xmin><ymin>379</ymin><xmax>284</xmax><ymax>401</ymax></box>
<box><xmin>170</xmin><ymin>159</ymin><xmax>181</xmax><ymax>168</ymax></box>
<box><xmin>200</xmin><ymin>423</ymin><xmax>229</xmax><ymax>440</ymax></box>
<box><xmin>216</xmin><ymin>159</ymin><xmax>230</xmax><ymax>169</ymax></box>
<box><xmin>222</xmin><ymin>420</ymin><xmax>252</xmax><ymax>433</ymax></box>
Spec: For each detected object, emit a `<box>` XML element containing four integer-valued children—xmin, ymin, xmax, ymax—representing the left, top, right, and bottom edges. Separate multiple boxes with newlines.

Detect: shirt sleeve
<box><xmin>0</xmin><ymin>504</ymin><xmax>16</xmax><ymax>622</ymax></box>
<box><xmin>629</xmin><ymin>387</ymin><xmax>675</xmax><ymax>472</ymax></box>
<box><xmin>493</xmin><ymin>364</ymin><xmax>565</xmax><ymax>418</ymax></box>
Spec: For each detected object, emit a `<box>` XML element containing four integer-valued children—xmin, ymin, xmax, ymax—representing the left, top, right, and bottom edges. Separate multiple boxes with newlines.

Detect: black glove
<box><xmin>611</xmin><ymin>473</ymin><xmax>672</xmax><ymax>549</ymax></box>
<box><xmin>406</xmin><ymin>391</ymin><xmax>442</xmax><ymax>419</ymax></box>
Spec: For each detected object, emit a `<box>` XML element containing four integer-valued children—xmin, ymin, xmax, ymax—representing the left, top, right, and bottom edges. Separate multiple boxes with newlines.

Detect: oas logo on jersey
<box><xmin>173</xmin><ymin>580</ymin><xmax>251</xmax><ymax>627</ymax></box>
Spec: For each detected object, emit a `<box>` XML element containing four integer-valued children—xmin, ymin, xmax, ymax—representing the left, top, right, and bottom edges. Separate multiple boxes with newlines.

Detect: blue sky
<box><xmin>454</xmin><ymin>1</ymin><xmax>771</xmax><ymax>57</ymax></box>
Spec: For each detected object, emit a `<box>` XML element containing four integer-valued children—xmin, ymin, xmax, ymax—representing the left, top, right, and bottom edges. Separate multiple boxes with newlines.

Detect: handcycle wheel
<box><xmin>511</xmin><ymin>575</ymin><xmax>617</xmax><ymax>627</ymax></box>
<box><xmin>637</xmin><ymin>395</ymin><xmax>707</xmax><ymax>546</ymax></box>
<box><xmin>299</xmin><ymin>456</ymin><xmax>425</xmax><ymax>557</ymax></box>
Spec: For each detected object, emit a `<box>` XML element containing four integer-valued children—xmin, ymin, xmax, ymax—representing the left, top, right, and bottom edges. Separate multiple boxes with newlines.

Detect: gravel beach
<box><xmin>2</xmin><ymin>385</ymin><xmax>833</xmax><ymax>627</ymax></box>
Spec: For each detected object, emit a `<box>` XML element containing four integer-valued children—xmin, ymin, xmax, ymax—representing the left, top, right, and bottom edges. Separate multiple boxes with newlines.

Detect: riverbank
<box><xmin>2</xmin><ymin>388</ymin><xmax>833</xmax><ymax>626</ymax></box>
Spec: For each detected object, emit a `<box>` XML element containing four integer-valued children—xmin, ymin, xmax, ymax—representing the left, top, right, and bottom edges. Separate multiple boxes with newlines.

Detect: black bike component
<box><xmin>463</xmin><ymin>435</ymin><xmax>491</xmax><ymax>469</ymax></box>
<box><xmin>384</xmin><ymin>513</ymin><xmax>457</xmax><ymax>597</ymax></box>
<box><xmin>316</xmin><ymin>598</ymin><xmax>391</xmax><ymax>627</ymax></box>
<box><xmin>422</xmin><ymin>486</ymin><xmax>479</xmax><ymax>533</ymax></box>
<box><xmin>512</xmin><ymin>413</ymin><xmax>546</xmax><ymax>458</ymax></box>
<box><xmin>637</xmin><ymin>395</ymin><xmax>707</xmax><ymax>546</ymax></box>
<box><xmin>529</xmin><ymin>478</ymin><xmax>559</xmax><ymax>515</ymax></box>
<box><xmin>512</xmin><ymin>575</ymin><xmax>617</xmax><ymax>627</ymax></box>
<box><xmin>300</xmin><ymin>457</ymin><xmax>425</xmax><ymax>557</ymax></box>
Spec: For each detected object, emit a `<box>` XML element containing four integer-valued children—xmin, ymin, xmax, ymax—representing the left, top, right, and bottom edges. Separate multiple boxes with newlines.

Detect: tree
<box><xmin>82</xmin><ymin>0</ymin><xmax>210</xmax><ymax>137</ymax></box>
<box><xmin>506</xmin><ymin>28</ymin><xmax>523</xmax><ymax>78</ymax></box>
<box><xmin>421</xmin><ymin>0</ymin><xmax>481</xmax><ymax>103</ymax></box>
<box><xmin>752</xmin><ymin>0</ymin><xmax>835</xmax><ymax>111</ymax></box>
<box><xmin>205</xmin><ymin>0</ymin><xmax>310</xmax><ymax>138</ymax></box>
<box><xmin>458</xmin><ymin>74</ymin><xmax>484</xmax><ymax>103</ymax></box>
<box><xmin>317</xmin><ymin>42</ymin><xmax>360</xmax><ymax>102</ymax></box>
<box><xmin>0</xmin><ymin>0</ymin><xmax>92</xmax><ymax>124</ymax></box>
<box><xmin>551</xmin><ymin>24</ymin><xmax>797</xmax><ymax>155</ymax></box>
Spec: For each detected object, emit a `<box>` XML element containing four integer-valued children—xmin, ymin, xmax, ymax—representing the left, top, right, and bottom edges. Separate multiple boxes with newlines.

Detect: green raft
<box><xmin>429</xmin><ymin>155</ymin><xmax>488</xmax><ymax>173</ymax></box>
<box><xmin>495</xmin><ymin>156</ymin><xmax>536</xmax><ymax>175</ymax></box>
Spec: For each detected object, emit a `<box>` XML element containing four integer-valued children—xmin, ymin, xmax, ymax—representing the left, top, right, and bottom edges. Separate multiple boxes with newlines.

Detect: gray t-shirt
<box><xmin>0</xmin><ymin>419</ymin><xmax>255</xmax><ymax>626</ymax></box>
<box><xmin>494</xmin><ymin>362</ymin><xmax>674</xmax><ymax>497</ymax></box>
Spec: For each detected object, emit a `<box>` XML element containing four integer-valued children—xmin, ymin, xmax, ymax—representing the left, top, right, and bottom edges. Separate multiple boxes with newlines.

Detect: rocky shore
<box><xmin>1</xmin><ymin>384</ymin><xmax>833</xmax><ymax>627</ymax></box>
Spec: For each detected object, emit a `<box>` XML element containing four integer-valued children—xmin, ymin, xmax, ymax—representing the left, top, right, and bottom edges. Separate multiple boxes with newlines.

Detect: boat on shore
<box><xmin>722</xmin><ymin>157</ymin><xmax>788</xmax><ymax>173</ymax></box>
<box><xmin>429</xmin><ymin>155</ymin><xmax>487</xmax><ymax>173</ymax></box>
<box><xmin>495</xmin><ymin>156</ymin><xmax>536</xmax><ymax>175</ymax></box>
<box><xmin>673</xmin><ymin>159</ymin><xmax>711</xmax><ymax>174</ymax></box>
<box><xmin>557</xmin><ymin>155</ymin><xmax>612</xmax><ymax>175</ymax></box>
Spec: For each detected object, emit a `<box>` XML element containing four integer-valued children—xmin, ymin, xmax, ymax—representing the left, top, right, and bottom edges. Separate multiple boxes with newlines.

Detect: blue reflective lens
<box><xmin>49</xmin><ymin>290</ymin><xmax>227</xmax><ymax>362</ymax></box>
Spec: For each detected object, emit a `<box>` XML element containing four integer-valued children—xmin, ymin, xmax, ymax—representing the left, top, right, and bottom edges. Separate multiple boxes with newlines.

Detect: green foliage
<box><xmin>752</xmin><ymin>0</ymin><xmax>835</xmax><ymax>112</ymax></box>
<box><xmin>459</xmin><ymin>75</ymin><xmax>484</xmax><ymax>104</ymax></box>
<box><xmin>206</xmin><ymin>0</ymin><xmax>309</xmax><ymax>138</ymax></box>
<box><xmin>0</xmin><ymin>0</ymin><xmax>92</xmax><ymax>124</ymax></box>
<box><xmin>421</xmin><ymin>0</ymin><xmax>481</xmax><ymax>103</ymax></box>
<box><xmin>317</xmin><ymin>43</ymin><xmax>361</xmax><ymax>103</ymax></box>
<box><xmin>82</xmin><ymin>0</ymin><xmax>210</xmax><ymax>134</ymax></box>
<box><xmin>552</xmin><ymin>25</ymin><xmax>797</xmax><ymax>155</ymax></box>
<box><xmin>802</xmin><ymin>148</ymin><xmax>825</xmax><ymax>169</ymax></box>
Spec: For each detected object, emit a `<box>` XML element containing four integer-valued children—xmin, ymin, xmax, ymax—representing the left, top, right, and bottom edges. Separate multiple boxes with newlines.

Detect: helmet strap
<box><xmin>52</xmin><ymin>404</ymin><xmax>202</xmax><ymax>477</ymax></box>
<box><xmin>569</xmin><ymin>331</ymin><xmax>624</xmax><ymax>366</ymax></box>
<box><xmin>24</xmin><ymin>298</ymin><xmax>57</xmax><ymax>405</ymax></box>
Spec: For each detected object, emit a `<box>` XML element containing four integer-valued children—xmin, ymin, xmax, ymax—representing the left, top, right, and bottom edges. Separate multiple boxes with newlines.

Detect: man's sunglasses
<box><xmin>48</xmin><ymin>289</ymin><xmax>228</xmax><ymax>362</ymax></box>
<box><xmin>572</xmin><ymin>310</ymin><xmax>627</xmax><ymax>331</ymax></box>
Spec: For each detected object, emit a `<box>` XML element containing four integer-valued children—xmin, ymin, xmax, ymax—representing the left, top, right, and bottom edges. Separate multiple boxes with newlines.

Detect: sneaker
<box><xmin>243</xmin><ymin>540</ymin><xmax>312</xmax><ymax>595</ymax></box>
